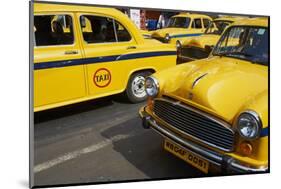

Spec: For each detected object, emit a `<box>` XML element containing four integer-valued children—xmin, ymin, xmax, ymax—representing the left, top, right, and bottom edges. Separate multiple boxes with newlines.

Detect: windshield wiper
<box><xmin>214</xmin><ymin>51</ymin><xmax>253</xmax><ymax>58</ymax></box>
<box><xmin>213</xmin><ymin>52</ymin><xmax>231</xmax><ymax>57</ymax></box>
<box><xmin>227</xmin><ymin>51</ymin><xmax>253</xmax><ymax>57</ymax></box>
<box><xmin>214</xmin><ymin>51</ymin><xmax>264</xmax><ymax>64</ymax></box>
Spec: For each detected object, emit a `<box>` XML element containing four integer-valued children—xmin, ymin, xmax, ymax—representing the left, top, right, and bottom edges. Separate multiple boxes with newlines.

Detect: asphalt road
<box><xmin>33</xmin><ymin>96</ymin><xmax>208</xmax><ymax>187</ymax></box>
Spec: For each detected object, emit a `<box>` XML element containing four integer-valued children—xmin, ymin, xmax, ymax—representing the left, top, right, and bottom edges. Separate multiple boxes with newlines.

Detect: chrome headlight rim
<box><xmin>176</xmin><ymin>40</ymin><xmax>182</xmax><ymax>50</ymax></box>
<box><xmin>236</xmin><ymin>110</ymin><xmax>262</xmax><ymax>140</ymax></box>
<box><xmin>164</xmin><ymin>33</ymin><xmax>171</xmax><ymax>42</ymax></box>
<box><xmin>145</xmin><ymin>76</ymin><xmax>159</xmax><ymax>97</ymax></box>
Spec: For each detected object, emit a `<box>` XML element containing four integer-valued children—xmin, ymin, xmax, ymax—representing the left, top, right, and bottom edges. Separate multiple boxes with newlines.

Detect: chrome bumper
<box><xmin>139</xmin><ymin>106</ymin><xmax>268</xmax><ymax>174</ymax></box>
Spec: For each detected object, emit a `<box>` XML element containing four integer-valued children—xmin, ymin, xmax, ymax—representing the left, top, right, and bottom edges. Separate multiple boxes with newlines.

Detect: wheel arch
<box><xmin>122</xmin><ymin>68</ymin><xmax>157</xmax><ymax>93</ymax></box>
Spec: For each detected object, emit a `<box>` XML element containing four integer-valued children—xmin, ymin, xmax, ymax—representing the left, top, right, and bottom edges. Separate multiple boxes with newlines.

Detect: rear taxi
<box><xmin>177</xmin><ymin>16</ymin><xmax>247</xmax><ymax>63</ymax></box>
<box><xmin>151</xmin><ymin>13</ymin><xmax>213</xmax><ymax>45</ymax></box>
<box><xmin>139</xmin><ymin>18</ymin><xmax>269</xmax><ymax>174</ymax></box>
<box><xmin>33</xmin><ymin>3</ymin><xmax>177</xmax><ymax>112</ymax></box>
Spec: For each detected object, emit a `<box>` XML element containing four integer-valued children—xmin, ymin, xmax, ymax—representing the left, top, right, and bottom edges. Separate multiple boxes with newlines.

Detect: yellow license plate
<box><xmin>164</xmin><ymin>139</ymin><xmax>209</xmax><ymax>173</ymax></box>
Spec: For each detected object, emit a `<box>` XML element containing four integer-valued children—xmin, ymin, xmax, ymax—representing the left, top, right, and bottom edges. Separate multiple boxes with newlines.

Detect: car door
<box><xmin>34</xmin><ymin>13</ymin><xmax>86</xmax><ymax>110</ymax></box>
<box><xmin>77</xmin><ymin>13</ymin><xmax>137</xmax><ymax>97</ymax></box>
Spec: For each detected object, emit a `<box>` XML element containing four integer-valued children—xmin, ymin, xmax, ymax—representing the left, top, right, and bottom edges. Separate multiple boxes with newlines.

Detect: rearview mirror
<box><xmin>205</xmin><ymin>45</ymin><xmax>214</xmax><ymax>53</ymax></box>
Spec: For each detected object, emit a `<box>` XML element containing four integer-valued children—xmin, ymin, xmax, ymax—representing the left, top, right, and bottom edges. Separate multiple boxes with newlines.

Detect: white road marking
<box><xmin>34</xmin><ymin>134</ymin><xmax>131</xmax><ymax>173</ymax></box>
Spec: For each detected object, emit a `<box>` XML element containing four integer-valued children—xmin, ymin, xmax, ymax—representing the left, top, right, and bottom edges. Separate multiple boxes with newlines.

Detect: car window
<box><xmin>203</xmin><ymin>19</ymin><xmax>212</xmax><ymax>28</ymax></box>
<box><xmin>167</xmin><ymin>17</ymin><xmax>191</xmax><ymax>28</ymax></box>
<box><xmin>34</xmin><ymin>15</ymin><xmax>74</xmax><ymax>46</ymax></box>
<box><xmin>80</xmin><ymin>15</ymin><xmax>118</xmax><ymax>43</ymax></box>
<box><xmin>114</xmin><ymin>21</ymin><xmax>132</xmax><ymax>42</ymax></box>
<box><xmin>214</xmin><ymin>20</ymin><xmax>232</xmax><ymax>34</ymax></box>
<box><xmin>192</xmin><ymin>18</ymin><xmax>202</xmax><ymax>29</ymax></box>
<box><xmin>213</xmin><ymin>26</ymin><xmax>268</xmax><ymax>65</ymax></box>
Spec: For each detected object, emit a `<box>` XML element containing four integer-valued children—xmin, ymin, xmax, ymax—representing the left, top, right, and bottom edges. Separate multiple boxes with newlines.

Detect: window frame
<box><xmin>114</xmin><ymin>19</ymin><xmax>133</xmax><ymax>42</ymax></box>
<box><xmin>167</xmin><ymin>16</ymin><xmax>191</xmax><ymax>28</ymax></box>
<box><xmin>34</xmin><ymin>13</ymin><xmax>76</xmax><ymax>48</ymax></box>
<box><xmin>212</xmin><ymin>25</ymin><xmax>269</xmax><ymax>65</ymax></box>
<box><xmin>191</xmin><ymin>18</ymin><xmax>203</xmax><ymax>29</ymax></box>
<box><xmin>79</xmin><ymin>14</ymin><xmax>134</xmax><ymax>45</ymax></box>
<box><xmin>203</xmin><ymin>18</ymin><xmax>212</xmax><ymax>29</ymax></box>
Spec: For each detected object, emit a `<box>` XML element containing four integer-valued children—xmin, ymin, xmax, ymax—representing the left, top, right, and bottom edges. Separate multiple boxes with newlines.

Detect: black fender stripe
<box><xmin>260</xmin><ymin>127</ymin><xmax>268</xmax><ymax>137</ymax></box>
<box><xmin>34</xmin><ymin>51</ymin><xmax>176</xmax><ymax>70</ymax></box>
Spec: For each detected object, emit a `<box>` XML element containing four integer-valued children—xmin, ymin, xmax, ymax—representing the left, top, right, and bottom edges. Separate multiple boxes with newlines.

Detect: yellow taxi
<box><xmin>151</xmin><ymin>13</ymin><xmax>214</xmax><ymax>45</ymax></box>
<box><xmin>140</xmin><ymin>29</ymin><xmax>152</xmax><ymax>38</ymax></box>
<box><xmin>139</xmin><ymin>17</ymin><xmax>269</xmax><ymax>173</ymax></box>
<box><xmin>177</xmin><ymin>16</ymin><xmax>247</xmax><ymax>63</ymax></box>
<box><xmin>33</xmin><ymin>3</ymin><xmax>177</xmax><ymax>112</ymax></box>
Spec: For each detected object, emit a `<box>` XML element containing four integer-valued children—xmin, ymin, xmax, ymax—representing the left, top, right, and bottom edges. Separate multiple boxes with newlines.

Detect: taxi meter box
<box><xmin>34</xmin><ymin>3</ymin><xmax>177</xmax><ymax>112</ymax></box>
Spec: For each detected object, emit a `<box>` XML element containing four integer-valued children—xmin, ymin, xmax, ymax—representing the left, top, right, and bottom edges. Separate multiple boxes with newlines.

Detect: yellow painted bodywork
<box><xmin>181</xmin><ymin>16</ymin><xmax>248</xmax><ymax>49</ymax></box>
<box><xmin>33</xmin><ymin>3</ymin><xmax>177</xmax><ymax>112</ymax></box>
<box><xmin>182</xmin><ymin>34</ymin><xmax>220</xmax><ymax>49</ymax></box>
<box><xmin>151</xmin><ymin>13</ymin><xmax>213</xmax><ymax>44</ymax></box>
<box><xmin>140</xmin><ymin>29</ymin><xmax>152</xmax><ymax>38</ymax></box>
<box><xmin>146</xmin><ymin>18</ymin><xmax>268</xmax><ymax>169</ymax></box>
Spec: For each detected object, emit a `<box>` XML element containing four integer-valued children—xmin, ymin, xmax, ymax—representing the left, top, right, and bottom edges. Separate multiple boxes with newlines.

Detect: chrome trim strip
<box><xmin>153</xmin><ymin>97</ymin><xmax>235</xmax><ymax>152</ymax></box>
<box><xmin>192</xmin><ymin>73</ymin><xmax>208</xmax><ymax>89</ymax></box>
<box><xmin>229</xmin><ymin>160</ymin><xmax>268</xmax><ymax>173</ymax></box>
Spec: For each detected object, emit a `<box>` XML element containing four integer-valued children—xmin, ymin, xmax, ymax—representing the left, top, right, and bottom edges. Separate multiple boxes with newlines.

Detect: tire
<box><xmin>125</xmin><ymin>71</ymin><xmax>151</xmax><ymax>103</ymax></box>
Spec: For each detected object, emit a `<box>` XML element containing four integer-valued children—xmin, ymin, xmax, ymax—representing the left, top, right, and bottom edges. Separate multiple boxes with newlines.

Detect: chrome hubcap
<box><xmin>131</xmin><ymin>76</ymin><xmax>146</xmax><ymax>98</ymax></box>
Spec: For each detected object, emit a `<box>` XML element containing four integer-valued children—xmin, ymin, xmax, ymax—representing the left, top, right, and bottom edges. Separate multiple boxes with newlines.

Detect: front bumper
<box><xmin>139</xmin><ymin>106</ymin><xmax>268</xmax><ymax>174</ymax></box>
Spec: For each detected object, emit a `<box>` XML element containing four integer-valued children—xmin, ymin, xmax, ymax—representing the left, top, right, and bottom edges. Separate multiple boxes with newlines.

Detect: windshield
<box><xmin>212</xmin><ymin>26</ymin><xmax>268</xmax><ymax>65</ymax></box>
<box><xmin>167</xmin><ymin>17</ymin><xmax>190</xmax><ymax>28</ymax></box>
<box><xmin>205</xmin><ymin>20</ymin><xmax>232</xmax><ymax>35</ymax></box>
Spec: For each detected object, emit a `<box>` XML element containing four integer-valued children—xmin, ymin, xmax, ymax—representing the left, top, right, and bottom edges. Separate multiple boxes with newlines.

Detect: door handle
<box><xmin>127</xmin><ymin>46</ymin><xmax>137</xmax><ymax>50</ymax></box>
<box><xmin>64</xmin><ymin>50</ymin><xmax>78</xmax><ymax>55</ymax></box>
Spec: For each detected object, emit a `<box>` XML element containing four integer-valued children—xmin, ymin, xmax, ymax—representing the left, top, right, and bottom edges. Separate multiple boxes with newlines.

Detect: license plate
<box><xmin>164</xmin><ymin>139</ymin><xmax>209</xmax><ymax>173</ymax></box>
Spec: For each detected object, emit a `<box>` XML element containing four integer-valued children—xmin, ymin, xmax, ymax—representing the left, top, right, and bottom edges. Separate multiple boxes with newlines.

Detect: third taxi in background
<box><xmin>176</xmin><ymin>16</ymin><xmax>248</xmax><ymax>63</ymax></box>
<box><xmin>151</xmin><ymin>13</ymin><xmax>213</xmax><ymax>45</ymax></box>
<box><xmin>140</xmin><ymin>17</ymin><xmax>269</xmax><ymax>174</ymax></box>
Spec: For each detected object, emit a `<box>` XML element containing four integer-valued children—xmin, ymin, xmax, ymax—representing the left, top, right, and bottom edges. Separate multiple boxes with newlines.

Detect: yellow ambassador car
<box><xmin>33</xmin><ymin>3</ymin><xmax>177</xmax><ymax>112</ymax></box>
<box><xmin>177</xmin><ymin>16</ymin><xmax>247</xmax><ymax>63</ymax></box>
<box><xmin>151</xmin><ymin>13</ymin><xmax>214</xmax><ymax>45</ymax></box>
<box><xmin>139</xmin><ymin>17</ymin><xmax>269</xmax><ymax>173</ymax></box>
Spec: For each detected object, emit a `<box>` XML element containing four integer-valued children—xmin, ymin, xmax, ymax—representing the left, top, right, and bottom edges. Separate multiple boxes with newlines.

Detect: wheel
<box><xmin>125</xmin><ymin>71</ymin><xmax>151</xmax><ymax>103</ymax></box>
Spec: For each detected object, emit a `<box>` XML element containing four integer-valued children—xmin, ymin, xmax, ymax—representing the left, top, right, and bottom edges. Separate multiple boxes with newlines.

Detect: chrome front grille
<box><xmin>153</xmin><ymin>98</ymin><xmax>235</xmax><ymax>152</ymax></box>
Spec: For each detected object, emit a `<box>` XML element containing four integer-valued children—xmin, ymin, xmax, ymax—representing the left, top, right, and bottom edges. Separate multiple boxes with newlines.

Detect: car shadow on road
<box><xmin>100</xmin><ymin>117</ymin><xmax>213</xmax><ymax>180</ymax></box>
<box><xmin>34</xmin><ymin>96</ymin><xmax>114</xmax><ymax>123</ymax></box>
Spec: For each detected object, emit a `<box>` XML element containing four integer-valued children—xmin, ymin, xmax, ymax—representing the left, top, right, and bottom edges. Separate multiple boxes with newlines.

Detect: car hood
<box><xmin>182</xmin><ymin>34</ymin><xmax>220</xmax><ymax>49</ymax></box>
<box><xmin>160</xmin><ymin>56</ymin><xmax>268</xmax><ymax>122</ymax></box>
<box><xmin>151</xmin><ymin>28</ymin><xmax>188</xmax><ymax>38</ymax></box>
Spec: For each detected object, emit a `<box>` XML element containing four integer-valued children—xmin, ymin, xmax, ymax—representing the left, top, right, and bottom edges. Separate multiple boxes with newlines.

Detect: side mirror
<box><xmin>205</xmin><ymin>45</ymin><xmax>214</xmax><ymax>53</ymax></box>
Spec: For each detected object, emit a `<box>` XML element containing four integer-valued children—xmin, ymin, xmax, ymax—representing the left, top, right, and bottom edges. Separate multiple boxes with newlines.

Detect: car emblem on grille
<box><xmin>172</xmin><ymin>101</ymin><xmax>181</xmax><ymax>106</ymax></box>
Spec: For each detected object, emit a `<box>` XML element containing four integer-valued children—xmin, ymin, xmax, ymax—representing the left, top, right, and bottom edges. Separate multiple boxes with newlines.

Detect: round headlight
<box><xmin>145</xmin><ymin>76</ymin><xmax>159</xmax><ymax>97</ymax></box>
<box><xmin>236</xmin><ymin>111</ymin><xmax>262</xmax><ymax>140</ymax></box>
<box><xmin>164</xmin><ymin>34</ymin><xmax>170</xmax><ymax>42</ymax></box>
